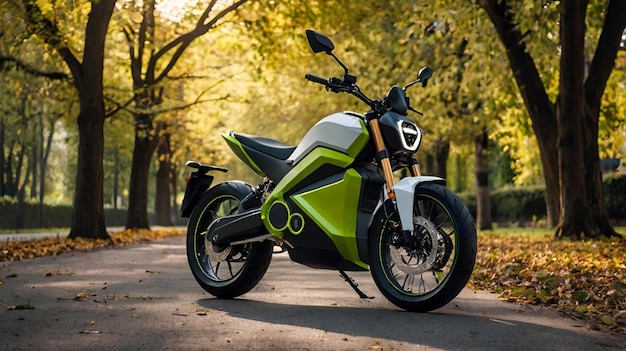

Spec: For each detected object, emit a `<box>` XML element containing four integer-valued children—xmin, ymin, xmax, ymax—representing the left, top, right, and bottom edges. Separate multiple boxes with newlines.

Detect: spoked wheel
<box><xmin>186</xmin><ymin>182</ymin><xmax>273</xmax><ymax>298</ymax></box>
<box><xmin>369</xmin><ymin>182</ymin><xmax>476</xmax><ymax>312</ymax></box>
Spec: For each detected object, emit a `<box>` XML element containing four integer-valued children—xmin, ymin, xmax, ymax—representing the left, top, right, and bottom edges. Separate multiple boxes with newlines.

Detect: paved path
<box><xmin>1</xmin><ymin>236</ymin><xmax>624</xmax><ymax>350</ymax></box>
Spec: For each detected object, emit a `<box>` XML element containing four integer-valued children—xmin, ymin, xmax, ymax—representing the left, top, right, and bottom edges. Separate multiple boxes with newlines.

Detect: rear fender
<box><xmin>391</xmin><ymin>176</ymin><xmax>446</xmax><ymax>231</ymax></box>
<box><xmin>180</xmin><ymin>173</ymin><xmax>215</xmax><ymax>218</ymax></box>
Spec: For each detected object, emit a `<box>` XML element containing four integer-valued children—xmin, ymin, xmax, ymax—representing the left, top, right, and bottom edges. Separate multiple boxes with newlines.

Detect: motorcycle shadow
<box><xmin>195</xmin><ymin>291</ymin><xmax>614</xmax><ymax>351</ymax></box>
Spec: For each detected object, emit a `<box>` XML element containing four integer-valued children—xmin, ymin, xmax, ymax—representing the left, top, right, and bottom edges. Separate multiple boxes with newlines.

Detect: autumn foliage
<box><xmin>0</xmin><ymin>229</ymin><xmax>184</xmax><ymax>261</ymax></box>
<box><xmin>471</xmin><ymin>232</ymin><xmax>626</xmax><ymax>333</ymax></box>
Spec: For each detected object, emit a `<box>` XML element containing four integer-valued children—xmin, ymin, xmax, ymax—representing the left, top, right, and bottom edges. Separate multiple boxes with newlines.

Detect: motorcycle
<box><xmin>180</xmin><ymin>30</ymin><xmax>477</xmax><ymax>312</ymax></box>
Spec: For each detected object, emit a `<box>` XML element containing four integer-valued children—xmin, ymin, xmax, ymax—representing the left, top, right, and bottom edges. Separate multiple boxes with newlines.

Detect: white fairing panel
<box><xmin>287</xmin><ymin>112</ymin><xmax>364</xmax><ymax>165</ymax></box>
<box><xmin>392</xmin><ymin>176</ymin><xmax>446</xmax><ymax>231</ymax></box>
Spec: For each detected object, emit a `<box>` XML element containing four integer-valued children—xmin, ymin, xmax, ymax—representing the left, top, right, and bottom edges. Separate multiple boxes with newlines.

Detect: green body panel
<box><xmin>261</xmin><ymin>147</ymin><xmax>354</xmax><ymax>238</ymax></box>
<box><xmin>221</xmin><ymin>134</ymin><xmax>265</xmax><ymax>176</ymax></box>
<box><xmin>291</xmin><ymin>168</ymin><xmax>366</xmax><ymax>269</ymax></box>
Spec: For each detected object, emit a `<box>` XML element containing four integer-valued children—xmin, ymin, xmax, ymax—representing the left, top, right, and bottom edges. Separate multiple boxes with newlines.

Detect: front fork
<box><xmin>368</xmin><ymin>118</ymin><xmax>444</xmax><ymax>233</ymax></box>
<box><xmin>368</xmin><ymin>119</ymin><xmax>423</xmax><ymax>191</ymax></box>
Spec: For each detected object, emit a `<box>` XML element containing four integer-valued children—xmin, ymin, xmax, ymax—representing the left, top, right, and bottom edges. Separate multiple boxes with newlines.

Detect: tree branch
<box><xmin>20</xmin><ymin>0</ymin><xmax>81</xmax><ymax>85</ymax></box>
<box><xmin>0</xmin><ymin>54</ymin><xmax>68</xmax><ymax>80</ymax></box>
<box><xmin>584</xmin><ymin>0</ymin><xmax>626</xmax><ymax>117</ymax></box>
<box><xmin>149</xmin><ymin>0</ymin><xmax>248</xmax><ymax>84</ymax></box>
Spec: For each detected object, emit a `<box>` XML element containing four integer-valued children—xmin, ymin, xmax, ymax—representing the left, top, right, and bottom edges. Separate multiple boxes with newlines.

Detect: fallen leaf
<box><xmin>79</xmin><ymin>330</ymin><xmax>102</xmax><ymax>334</ymax></box>
<box><xmin>369</xmin><ymin>341</ymin><xmax>381</xmax><ymax>349</ymax></box>
<box><xmin>75</xmin><ymin>292</ymin><xmax>88</xmax><ymax>299</ymax></box>
<box><xmin>601</xmin><ymin>315</ymin><xmax>616</xmax><ymax>327</ymax></box>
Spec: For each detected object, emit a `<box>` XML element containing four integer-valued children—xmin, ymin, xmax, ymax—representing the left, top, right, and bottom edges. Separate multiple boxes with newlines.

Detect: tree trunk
<box><xmin>0</xmin><ymin>115</ymin><xmax>4</xmax><ymax>196</ymax></box>
<box><xmin>474</xmin><ymin>128</ymin><xmax>492</xmax><ymax>230</ymax></box>
<box><xmin>434</xmin><ymin>140</ymin><xmax>449</xmax><ymax>179</ymax></box>
<box><xmin>64</xmin><ymin>0</ymin><xmax>115</xmax><ymax>240</ymax></box>
<box><xmin>481</xmin><ymin>0</ymin><xmax>563</xmax><ymax>227</ymax></box>
<box><xmin>69</xmin><ymin>102</ymin><xmax>107</xmax><ymax>239</ymax></box>
<box><xmin>170</xmin><ymin>162</ymin><xmax>178</xmax><ymax>223</ymax></box>
<box><xmin>155</xmin><ymin>133</ymin><xmax>173</xmax><ymax>226</ymax></box>
<box><xmin>125</xmin><ymin>115</ymin><xmax>160</xmax><ymax>229</ymax></box>
<box><xmin>424</xmin><ymin>152</ymin><xmax>434</xmax><ymax>176</ymax></box>
<box><xmin>581</xmin><ymin>0</ymin><xmax>626</xmax><ymax>238</ymax></box>
<box><xmin>555</xmin><ymin>0</ymin><xmax>625</xmax><ymax>239</ymax></box>
<box><xmin>481</xmin><ymin>0</ymin><xmax>624</xmax><ymax>238</ymax></box>
<box><xmin>555</xmin><ymin>0</ymin><xmax>589</xmax><ymax>239</ymax></box>
<box><xmin>113</xmin><ymin>149</ymin><xmax>119</xmax><ymax>210</ymax></box>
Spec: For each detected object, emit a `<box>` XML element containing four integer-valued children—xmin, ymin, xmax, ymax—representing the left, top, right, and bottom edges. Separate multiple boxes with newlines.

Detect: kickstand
<box><xmin>339</xmin><ymin>270</ymin><xmax>374</xmax><ymax>299</ymax></box>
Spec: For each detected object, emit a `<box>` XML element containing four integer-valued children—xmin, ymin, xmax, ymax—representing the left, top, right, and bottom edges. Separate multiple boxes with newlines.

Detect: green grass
<box><xmin>479</xmin><ymin>226</ymin><xmax>626</xmax><ymax>238</ymax></box>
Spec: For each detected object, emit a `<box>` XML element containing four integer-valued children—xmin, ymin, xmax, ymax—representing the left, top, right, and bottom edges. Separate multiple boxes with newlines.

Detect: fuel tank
<box><xmin>287</xmin><ymin>112</ymin><xmax>369</xmax><ymax>165</ymax></box>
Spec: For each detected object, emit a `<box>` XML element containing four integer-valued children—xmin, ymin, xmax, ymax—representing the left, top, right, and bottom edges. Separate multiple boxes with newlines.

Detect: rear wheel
<box><xmin>369</xmin><ymin>182</ymin><xmax>476</xmax><ymax>312</ymax></box>
<box><xmin>186</xmin><ymin>182</ymin><xmax>273</xmax><ymax>298</ymax></box>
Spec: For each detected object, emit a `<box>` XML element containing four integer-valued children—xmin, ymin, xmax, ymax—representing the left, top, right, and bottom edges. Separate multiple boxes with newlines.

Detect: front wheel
<box><xmin>369</xmin><ymin>182</ymin><xmax>477</xmax><ymax>312</ymax></box>
<box><xmin>186</xmin><ymin>181</ymin><xmax>273</xmax><ymax>298</ymax></box>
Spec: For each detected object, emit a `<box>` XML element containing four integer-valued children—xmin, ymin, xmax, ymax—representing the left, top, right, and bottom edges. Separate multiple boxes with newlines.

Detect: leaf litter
<box><xmin>0</xmin><ymin>229</ymin><xmax>184</xmax><ymax>261</ymax></box>
<box><xmin>469</xmin><ymin>232</ymin><xmax>626</xmax><ymax>334</ymax></box>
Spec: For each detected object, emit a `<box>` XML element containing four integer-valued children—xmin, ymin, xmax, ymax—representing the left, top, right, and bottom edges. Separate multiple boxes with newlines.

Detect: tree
<box><xmin>119</xmin><ymin>0</ymin><xmax>247</xmax><ymax>229</ymax></box>
<box><xmin>479</xmin><ymin>0</ymin><xmax>626</xmax><ymax>238</ymax></box>
<box><xmin>18</xmin><ymin>0</ymin><xmax>116</xmax><ymax>239</ymax></box>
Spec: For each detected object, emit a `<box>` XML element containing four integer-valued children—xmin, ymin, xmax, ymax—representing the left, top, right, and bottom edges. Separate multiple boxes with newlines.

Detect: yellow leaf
<box><xmin>601</xmin><ymin>315</ymin><xmax>616</xmax><ymax>327</ymax></box>
<box><xmin>369</xmin><ymin>342</ymin><xmax>381</xmax><ymax>349</ymax></box>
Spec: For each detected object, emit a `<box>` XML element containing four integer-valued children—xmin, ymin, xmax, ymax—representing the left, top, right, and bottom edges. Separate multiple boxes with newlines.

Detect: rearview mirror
<box><xmin>417</xmin><ymin>66</ymin><xmax>433</xmax><ymax>87</ymax></box>
<box><xmin>306</xmin><ymin>29</ymin><xmax>335</xmax><ymax>54</ymax></box>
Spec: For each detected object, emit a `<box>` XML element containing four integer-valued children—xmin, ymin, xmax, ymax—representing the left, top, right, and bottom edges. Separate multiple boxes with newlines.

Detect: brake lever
<box><xmin>408</xmin><ymin>106</ymin><xmax>423</xmax><ymax>116</ymax></box>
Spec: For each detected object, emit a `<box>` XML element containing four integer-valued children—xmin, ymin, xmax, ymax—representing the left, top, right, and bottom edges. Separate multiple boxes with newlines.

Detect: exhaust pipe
<box><xmin>208</xmin><ymin>208</ymin><xmax>266</xmax><ymax>246</ymax></box>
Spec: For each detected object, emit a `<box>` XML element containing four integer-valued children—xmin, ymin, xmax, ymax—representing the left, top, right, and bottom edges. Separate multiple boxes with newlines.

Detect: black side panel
<box><xmin>283</xmin><ymin>195</ymin><xmax>366</xmax><ymax>272</ymax></box>
<box><xmin>284</xmin><ymin>164</ymin><xmax>345</xmax><ymax>198</ymax></box>
<box><xmin>242</xmin><ymin>145</ymin><xmax>293</xmax><ymax>181</ymax></box>
<box><xmin>353</xmin><ymin>167</ymin><xmax>385</xmax><ymax>265</ymax></box>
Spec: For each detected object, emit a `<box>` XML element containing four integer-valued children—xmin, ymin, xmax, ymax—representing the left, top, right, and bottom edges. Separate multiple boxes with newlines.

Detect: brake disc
<box><xmin>204</xmin><ymin>235</ymin><xmax>231</xmax><ymax>261</ymax></box>
<box><xmin>390</xmin><ymin>216</ymin><xmax>439</xmax><ymax>275</ymax></box>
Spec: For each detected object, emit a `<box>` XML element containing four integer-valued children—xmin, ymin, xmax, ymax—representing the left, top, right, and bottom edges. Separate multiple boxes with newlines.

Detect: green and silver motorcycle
<box><xmin>181</xmin><ymin>30</ymin><xmax>477</xmax><ymax>312</ymax></box>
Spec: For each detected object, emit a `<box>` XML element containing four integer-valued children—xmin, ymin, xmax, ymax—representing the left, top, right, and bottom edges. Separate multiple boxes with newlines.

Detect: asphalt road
<box><xmin>1</xmin><ymin>236</ymin><xmax>624</xmax><ymax>351</ymax></box>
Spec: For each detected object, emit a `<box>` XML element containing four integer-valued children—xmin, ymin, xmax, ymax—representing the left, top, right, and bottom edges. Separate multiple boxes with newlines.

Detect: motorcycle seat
<box><xmin>232</xmin><ymin>133</ymin><xmax>296</xmax><ymax>160</ymax></box>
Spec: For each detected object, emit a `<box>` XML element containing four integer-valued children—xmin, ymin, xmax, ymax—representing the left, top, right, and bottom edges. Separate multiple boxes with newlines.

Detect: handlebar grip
<box><xmin>305</xmin><ymin>73</ymin><xmax>329</xmax><ymax>85</ymax></box>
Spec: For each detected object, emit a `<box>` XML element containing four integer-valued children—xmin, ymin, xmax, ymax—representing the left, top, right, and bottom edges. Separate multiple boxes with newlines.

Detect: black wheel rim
<box><xmin>193</xmin><ymin>195</ymin><xmax>252</xmax><ymax>285</ymax></box>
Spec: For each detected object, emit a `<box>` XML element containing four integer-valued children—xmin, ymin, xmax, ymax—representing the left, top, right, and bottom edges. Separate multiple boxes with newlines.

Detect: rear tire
<box><xmin>369</xmin><ymin>183</ymin><xmax>476</xmax><ymax>312</ymax></box>
<box><xmin>186</xmin><ymin>182</ymin><xmax>273</xmax><ymax>298</ymax></box>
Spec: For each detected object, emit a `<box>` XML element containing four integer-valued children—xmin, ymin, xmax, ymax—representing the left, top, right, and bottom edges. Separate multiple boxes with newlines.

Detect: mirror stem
<box><xmin>329</xmin><ymin>53</ymin><xmax>350</xmax><ymax>74</ymax></box>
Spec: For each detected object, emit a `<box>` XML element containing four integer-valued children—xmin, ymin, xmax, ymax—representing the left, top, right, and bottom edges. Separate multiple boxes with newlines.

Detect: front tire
<box><xmin>186</xmin><ymin>182</ymin><xmax>273</xmax><ymax>298</ymax></box>
<box><xmin>369</xmin><ymin>182</ymin><xmax>476</xmax><ymax>312</ymax></box>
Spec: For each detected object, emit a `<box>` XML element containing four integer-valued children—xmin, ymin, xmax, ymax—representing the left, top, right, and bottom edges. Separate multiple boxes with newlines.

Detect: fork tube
<box><xmin>411</xmin><ymin>164</ymin><xmax>422</xmax><ymax>176</ymax></box>
<box><xmin>409</xmin><ymin>157</ymin><xmax>422</xmax><ymax>176</ymax></box>
<box><xmin>369</xmin><ymin>119</ymin><xmax>396</xmax><ymax>199</ymax></box>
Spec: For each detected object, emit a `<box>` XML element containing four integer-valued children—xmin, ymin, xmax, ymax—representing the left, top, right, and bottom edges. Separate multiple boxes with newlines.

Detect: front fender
<box><xmin>391</xmin><ymin>176</ymin><xmax>446</xmax><ymax>231</ymax></box>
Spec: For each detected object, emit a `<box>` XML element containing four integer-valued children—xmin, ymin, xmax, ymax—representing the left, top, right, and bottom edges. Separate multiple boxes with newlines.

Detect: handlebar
<box><xmin>304</xmin><ymin>73</ymin><xmax>328</xmax><ymax>86</ymax></box>
<box><xmin>305</xmin><ymin>73</ymin><xmax>375</xmax><ymax>109</ymax></box>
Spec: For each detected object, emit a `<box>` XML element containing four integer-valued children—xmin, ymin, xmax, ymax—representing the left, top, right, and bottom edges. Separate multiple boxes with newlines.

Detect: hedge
<box><xmin>0</xmin><ymin>198</ymin><xmax>129</xmax><ymax>230</ymax></box>
<box><xmin>458</xmin><ymin>172</ymin><xmax>626</xmax><ymax>226</ymax></box>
